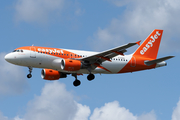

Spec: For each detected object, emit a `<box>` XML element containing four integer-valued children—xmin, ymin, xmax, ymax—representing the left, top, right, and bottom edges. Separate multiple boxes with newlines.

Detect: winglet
<box><xmin>136</xmin><ymin>40</ymin><xmax>141</xmax><ymax>46</ymax></box>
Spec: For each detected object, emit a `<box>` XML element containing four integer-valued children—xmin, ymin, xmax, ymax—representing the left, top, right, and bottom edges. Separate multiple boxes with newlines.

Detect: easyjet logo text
<box><xmin>37</xmin><ymin>48</ymin><xmax>64</xmax><ymax>53</ymax></box>
<box><xmin>140</xmin><ymin>31</ymin><xmax>161</xmax><ymax>55</ymax></box>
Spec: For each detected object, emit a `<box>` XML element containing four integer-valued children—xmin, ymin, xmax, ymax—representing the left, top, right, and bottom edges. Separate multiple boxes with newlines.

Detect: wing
<box><xmin>77</xmin><ymin>41</ymin><xmax>141</xmax><ymax>65</ymax></box>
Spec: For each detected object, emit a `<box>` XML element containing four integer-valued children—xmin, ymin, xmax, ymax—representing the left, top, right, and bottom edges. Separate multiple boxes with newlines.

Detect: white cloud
<box><xmin>74</xmin><ymin>103</ymin><xmax>90</xmax><ymax>120</ymax></box>
<box><xmin>0</xmin><ymin>81</ymin><xmax>157</xmax><ymax>120</ymax></box>
<box><xmin>0</xmin><ymin>112</ymin><xmax>8</xmax><ymax>120</ymax></box>
<box><xmin>172</xmin><ymin>98</ymin><xmax>180</xmax><ymax>120</ymax></box>
<box><xmin>137</xmin><ymin>111</ymin><xmax>156</xmax><ymax>120</ymax></box>
<box><xmin>21</xmin><ymin>81</ymin><xmax>90</xmax><ymax>120</ymax></box>
<box><xmin>90</xmin><ymin>101</ymin><xmax>137</xmax><ymax>120</ymax></box>
<box><xmin>14</xmin><ymin>116</ymin><xmax>23</xmax><ymax>120</ymax></box>
<box><xmin>91</xmin><ymin>0</ymin><xmax>180</xmax><ymax>52</ymax></box>
<box><xmin>0</xmin><ymin>53</ymin><xmax>28</xmax><ymax>95</ymax></box>
<box><xmin>90</xmin><ymin>101</ymin><xmax>156</xmax><ymax>120</ymax></box>
<box><xmin>15</xmin><ymin>0</ymin><xmax>65</xmax><ymax>23</ymax></box>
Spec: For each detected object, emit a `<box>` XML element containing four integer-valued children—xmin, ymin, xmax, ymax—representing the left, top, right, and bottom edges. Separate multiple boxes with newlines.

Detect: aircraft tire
<box><xmin>87</xmin><ymin>74</ymin><xmax>95</xmax><ymax>81</ymax></box>
<box><xmin>27</xmin><ymin>74</ymin><xmax>32</xmax><ymax>78</ymax></box>
<box><xmin>73</xmin><ymin>80</ymin><xmax>81</xmax><ymax>87</ymax></box>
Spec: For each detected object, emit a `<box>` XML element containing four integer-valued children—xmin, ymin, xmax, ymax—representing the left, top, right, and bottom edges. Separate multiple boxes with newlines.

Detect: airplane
<box><xmin>4</xmin><ymin>29</ymin><xmax>174</xmax><ymax>86</ymax></box>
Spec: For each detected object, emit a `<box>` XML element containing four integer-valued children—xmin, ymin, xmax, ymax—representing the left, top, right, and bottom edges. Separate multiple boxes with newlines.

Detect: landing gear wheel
<box><xmin>73</xmin><ymin>80</ymin><xmax>81</xmax><ymax>87</ymax></box>
<box><xmin>27</xmin><ymin>74</ymin><xmax>32</xmax><ymax>78</ymax></box>
<box><xmin>87</xmin><ymin>74</ymin><xmax>95</xmax><ymax>81</ymax></box>
<box><xmin>27</xmin><ymin>67</ymin><xmax>33</xmax><ymax>79</ymax></box>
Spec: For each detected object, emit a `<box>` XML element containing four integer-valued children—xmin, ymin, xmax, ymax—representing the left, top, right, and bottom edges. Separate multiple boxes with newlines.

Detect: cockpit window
<box><xmin>12</xmin><ymin>50</ymin><xmax>23</xmax><ymax>52</ymax></box>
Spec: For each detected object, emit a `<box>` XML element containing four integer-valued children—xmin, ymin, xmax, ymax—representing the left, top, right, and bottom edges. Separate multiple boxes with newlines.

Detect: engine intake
<box><xmin>61</xmin><ymin>59</ymin><xmax>82</xmax><ymax>71</ymax></box>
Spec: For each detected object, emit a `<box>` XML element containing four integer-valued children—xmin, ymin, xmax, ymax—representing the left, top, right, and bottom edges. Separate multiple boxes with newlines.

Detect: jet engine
<box><xmin>61</xmin><ymin>59</ymin><xmax>82</xmax><ymax>71</ymax></box>
<box><xmin>41</xmin><ymin>69</ymin><xmax>67</xmax><ymax>80</ymax></box>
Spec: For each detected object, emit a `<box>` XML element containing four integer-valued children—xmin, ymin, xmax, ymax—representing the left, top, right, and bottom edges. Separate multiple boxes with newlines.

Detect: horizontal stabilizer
<box><xmin>144</xmin><ymin>56</ymin><xmax>175</xmax><ymax>66</ymax></box>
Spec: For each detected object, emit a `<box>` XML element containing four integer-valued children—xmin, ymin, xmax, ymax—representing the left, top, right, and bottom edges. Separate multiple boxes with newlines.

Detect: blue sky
<box><xmin>0</xmin><ymin>0</ymin><xmax>179</xmax><ymax>120</ymax></box>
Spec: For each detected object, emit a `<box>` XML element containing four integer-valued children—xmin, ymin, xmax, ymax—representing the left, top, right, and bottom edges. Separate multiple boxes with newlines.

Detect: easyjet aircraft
<box><xmin>5</xmin><ymin>29</ymin><xmax>174</xmax><ymax>86</ymax></box>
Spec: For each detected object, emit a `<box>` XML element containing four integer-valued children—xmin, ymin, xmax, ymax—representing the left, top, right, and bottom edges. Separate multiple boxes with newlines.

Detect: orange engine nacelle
<box><xmin>41</xmin><ymin>69</ymin><xmax>67</xmax><ymax>80</ymax></box>
<box><xmin>61</xmin><ymin>59</ymin><xmax>82</xmax><ymax>71</ymax></box>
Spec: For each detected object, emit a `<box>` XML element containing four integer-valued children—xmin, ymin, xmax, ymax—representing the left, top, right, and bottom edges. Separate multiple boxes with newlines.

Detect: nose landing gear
<box><xmin>27</xmin><ymin>67</ymin><xmax>33</xmax><ymax>78</ymax></box>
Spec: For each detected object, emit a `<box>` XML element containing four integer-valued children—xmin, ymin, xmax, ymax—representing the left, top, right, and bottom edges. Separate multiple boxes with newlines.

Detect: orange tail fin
<box><xmin>133</xmin><ymin>29</ymin><xmax>163</xmax><ymax>59</ymax></box>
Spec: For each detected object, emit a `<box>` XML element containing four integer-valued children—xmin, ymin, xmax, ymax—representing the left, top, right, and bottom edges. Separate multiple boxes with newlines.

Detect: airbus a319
<box><xmin>5</xmin><ymin>29</ymin><xmax>174</xmax><ymax>86</ymax></box>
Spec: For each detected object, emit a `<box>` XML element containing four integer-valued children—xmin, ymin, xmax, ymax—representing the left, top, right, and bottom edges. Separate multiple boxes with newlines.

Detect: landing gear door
<box><xmin>30</xmin><ymin>47</ymin><xmax>36</xmax><ymax>58</ymax></box>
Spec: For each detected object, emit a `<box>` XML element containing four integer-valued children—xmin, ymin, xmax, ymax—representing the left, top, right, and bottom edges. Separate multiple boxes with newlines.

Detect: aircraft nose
<box><xmin>4</xmin><ymin>53</ymin><xmax>13</xmax><ymax>63</ymax></box>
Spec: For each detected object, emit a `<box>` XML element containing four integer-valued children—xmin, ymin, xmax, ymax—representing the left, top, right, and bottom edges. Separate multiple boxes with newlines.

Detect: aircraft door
<box><xmin>30</xmin><ymin>47</ymin><xmax>36</xmax><ymax>58</ymax></box>
<box><xmin>131</xmin><ymin>56</ymin><xmax>136</xmax><ymax>67</ymax></box>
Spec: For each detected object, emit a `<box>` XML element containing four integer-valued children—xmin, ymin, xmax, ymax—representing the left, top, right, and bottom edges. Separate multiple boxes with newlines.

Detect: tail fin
<box><xmin>133</xmin><ymin>29</ymin><xmax>163</xmax><ymax>59</ymax></box>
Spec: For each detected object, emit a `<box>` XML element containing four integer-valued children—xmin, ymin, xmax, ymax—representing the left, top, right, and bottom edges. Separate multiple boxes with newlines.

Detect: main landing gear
<box><xmin>87</xmin><ymin>74</ymin><xmax>95</xmax><ymax>81</ymax></box>
<box><xmin>27</xmin><ymin>67</ymin><xmax>33</xmax><ymax>78</ymax></box>
<box><xmin>72</xmin><ymin>73</ymin><xmax>95</xmax><ymax>87</ymax></box>
<box><xmin>72</xmin><ymin>73</ymin><xmax>81</xmax><ymax>87</ymax></box>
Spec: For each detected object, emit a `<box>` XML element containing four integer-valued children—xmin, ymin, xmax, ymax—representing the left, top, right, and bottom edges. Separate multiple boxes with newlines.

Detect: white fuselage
<box><xmin>5</xmin><ymin>49</ymin><xmax>132</xmax><ymax>74</ymax></box>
